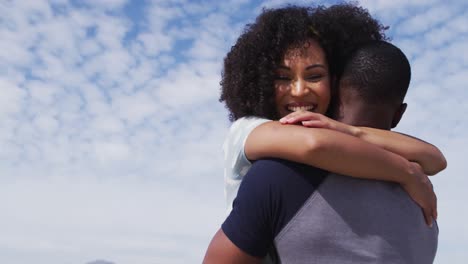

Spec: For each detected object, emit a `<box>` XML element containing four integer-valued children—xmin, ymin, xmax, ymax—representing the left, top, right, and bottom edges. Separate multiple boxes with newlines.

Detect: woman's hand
<box><xmin>401</xmin><ymin>162</ymin><xmax>438</xmax><ymax>227</ymax></box>
<box><xmin>280</xmin><ymin>111</ymin><xmax>359</xmax><ymax>136</ymax></box>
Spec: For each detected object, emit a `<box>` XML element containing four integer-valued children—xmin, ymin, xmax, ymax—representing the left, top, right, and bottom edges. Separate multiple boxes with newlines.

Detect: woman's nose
<box><xmin>290</xmin><ymin>79</ymin><xmax>309</xmax><ymax>97</ymax></box>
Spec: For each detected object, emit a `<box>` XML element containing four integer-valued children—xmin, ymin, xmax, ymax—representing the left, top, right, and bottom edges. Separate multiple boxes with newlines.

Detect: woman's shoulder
<box><xmin>223</xmin><ymin>116</ymin><xmax>272</xmax><ymax>162</ymax></box>
<box><xmin>229</xmin><ymin>116</ymin><xmax>271</xmax><ymax>134</ymax></box>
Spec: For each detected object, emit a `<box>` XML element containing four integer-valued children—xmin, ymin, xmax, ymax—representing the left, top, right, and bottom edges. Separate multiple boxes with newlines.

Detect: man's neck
<box><xmin>335</xmin><ymin>102</ymin><xmax>393</xmax><ymax>130</ymax></box>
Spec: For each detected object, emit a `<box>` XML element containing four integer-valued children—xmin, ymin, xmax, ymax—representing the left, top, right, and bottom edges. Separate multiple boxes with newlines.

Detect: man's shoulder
<box><xmin>245</xmin><ymin>158</ymin><xmax>327</xmax><ymax>189</ymax></box>
<box><xmin>222</xmin><ymin>158</ymin><xmax>327</xmax><ymax>257</ymax></box>
<box><xmin>241</xmin><ymin>158</ymin><xmax>327</xmax><ymax>235</ymax></box>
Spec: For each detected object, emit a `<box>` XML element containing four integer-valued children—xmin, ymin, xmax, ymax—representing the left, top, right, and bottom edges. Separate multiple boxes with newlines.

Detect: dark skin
<box><xmin>203</xmin><ymin>87</ymin><xmax>438</xmax><ymax>263</ymax></box>
<box><xmin>333</xmin><ymin>88</ymin><xmax>407</xmax><ymax>130</ymax></box>
<box><xmin>203</xmin><ymin>230</ymin><xmax>262</xmax><ymax>264</ymax></box>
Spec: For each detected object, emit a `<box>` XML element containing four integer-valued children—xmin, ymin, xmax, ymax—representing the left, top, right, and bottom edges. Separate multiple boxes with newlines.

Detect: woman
<box><xmin>220</xmin><ymin>4</ymin><xmax>445</xmax><ymax>226</ymax></box>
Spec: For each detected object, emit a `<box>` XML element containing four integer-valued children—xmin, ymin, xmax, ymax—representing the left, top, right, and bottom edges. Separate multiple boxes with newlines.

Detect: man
<box><xmin>204</xmin><ymin>41</ymin><xmax>439</xmax><ymax>263</ymax></box>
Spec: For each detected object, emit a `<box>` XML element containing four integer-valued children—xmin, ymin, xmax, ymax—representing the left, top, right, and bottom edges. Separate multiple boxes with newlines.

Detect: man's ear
<box><xmin>391</xmin><ymin>103</ymin><xmax>407</xmax><ymax>128</ymax></box>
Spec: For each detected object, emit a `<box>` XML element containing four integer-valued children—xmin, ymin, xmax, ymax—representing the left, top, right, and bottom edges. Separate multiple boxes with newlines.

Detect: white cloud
<box><xmin>154</xmin><ymin>62</ymin><xmax>220</xmax><ymax>109</ymax></box>
<box><xmin>0</xmin><ymin>79</ymin><xmax>26</xmax><ymax>117</ymax></box>
<box><xmin>112</xmin><ymin>90</ymin><xmax>157</xmax><ymax>125</ymax></box>
<box><xmin>397</xmin><ymin>3</ymin><xmax>457</xmax><ymax>36</ymax></box>
<box><xmin>359</xmin><ymin>0</ymin><xmax>439</xmax><ymax>12</ymax></box>
<box><xmin>137</xmin><ymin>31</ymin><xmax>173</xmax><ymax>56</ymax></box>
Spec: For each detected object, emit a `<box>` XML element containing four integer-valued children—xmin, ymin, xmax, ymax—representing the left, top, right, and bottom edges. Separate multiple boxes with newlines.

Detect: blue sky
<box><xmin>0</xmin><ymin>0</ymin><xmax>467</xmax><ymax>263</ymax></box>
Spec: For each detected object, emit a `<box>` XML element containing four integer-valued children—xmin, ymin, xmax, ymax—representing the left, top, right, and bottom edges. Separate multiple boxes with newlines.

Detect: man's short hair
<box><xmin>339</xmin><ymin>41</ymin><xmax>411</xmax><ymax>106</ymax></box>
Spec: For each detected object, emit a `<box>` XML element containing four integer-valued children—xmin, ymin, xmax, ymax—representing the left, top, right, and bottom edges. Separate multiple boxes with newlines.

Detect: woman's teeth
<box><xmin>287</xmin><ymin>105</ymin><xmax>314</xmax><ymax>112</ymax></box>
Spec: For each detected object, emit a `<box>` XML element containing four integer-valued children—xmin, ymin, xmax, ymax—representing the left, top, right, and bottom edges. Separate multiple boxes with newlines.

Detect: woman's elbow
<box><xmin>427</xmin><ymin>151</ymin><xmax>447</xmax><ymax>176</ymax></box>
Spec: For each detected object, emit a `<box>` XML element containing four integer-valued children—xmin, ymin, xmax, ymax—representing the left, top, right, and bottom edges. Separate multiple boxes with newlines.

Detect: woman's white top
<box><xmin>223</xmin><ymin>116</ymin><xmax>270</xmax><ymax>214</ymax></box>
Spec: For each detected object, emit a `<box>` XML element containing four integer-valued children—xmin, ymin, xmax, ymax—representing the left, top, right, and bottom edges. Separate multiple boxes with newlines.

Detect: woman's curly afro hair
<box><xmin>220</xmin><ymin>3</ymin><xmax>388</xmax><ymax>121</ymax></box>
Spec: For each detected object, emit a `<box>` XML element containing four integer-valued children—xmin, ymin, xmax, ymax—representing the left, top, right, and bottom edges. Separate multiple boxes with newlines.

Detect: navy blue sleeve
<box><xmin>222</xmin><ymin>158</ymin><xmax>326</xmax><ymax>257</ymax></box>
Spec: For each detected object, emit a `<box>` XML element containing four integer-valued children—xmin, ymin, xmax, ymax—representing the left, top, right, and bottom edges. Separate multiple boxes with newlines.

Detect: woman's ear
<box><xmin>391</xmin><ymin>103</ymin><xmax>407</xmax><ymax>128</ymax></box>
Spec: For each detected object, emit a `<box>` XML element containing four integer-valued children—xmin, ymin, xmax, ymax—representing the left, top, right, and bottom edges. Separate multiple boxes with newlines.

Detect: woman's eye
<box><xmin>306</xmin><ymin>75</ymin><xmax>322</xmax><ymax>81</ymax></box>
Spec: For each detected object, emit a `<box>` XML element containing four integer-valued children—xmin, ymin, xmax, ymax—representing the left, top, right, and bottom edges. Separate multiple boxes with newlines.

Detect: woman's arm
<box><xmin>246</xmin><ymin>121</ymin><xmax>416</xmax><ymax>183</ymax></box>
<box><xmin>279</xmin><ymin>111</ymin><xmax>447</xmax><ymax>175</ymax></box>
<box><xmin>245</xmin><ymin>121</ymin><xmax>437</xmax><ymax>225</ymax></box>
<box><xmin>354</xmin><ymin>127</ymin><xmax>446</xmax><ymax>175</ymax></box>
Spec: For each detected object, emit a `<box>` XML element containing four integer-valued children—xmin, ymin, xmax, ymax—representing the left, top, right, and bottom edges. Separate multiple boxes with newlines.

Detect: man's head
<box><xmin>334</xmin><ymin>41</ymin><xmax>411</xmax><ymax>130</ymax></box>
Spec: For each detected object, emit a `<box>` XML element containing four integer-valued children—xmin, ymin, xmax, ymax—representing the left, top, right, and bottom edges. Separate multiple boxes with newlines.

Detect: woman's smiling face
<box><xmin>274</xmin><ymin>39</ymin><xmax>331</xmax><ymax>118</ymax></box>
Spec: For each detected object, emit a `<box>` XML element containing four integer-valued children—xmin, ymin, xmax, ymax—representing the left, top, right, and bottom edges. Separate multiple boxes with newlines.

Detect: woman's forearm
<box><xmin>301</xmin><ymin>128</ymin><xmax>416</xmax><ymax>184</ymax></box>
<box><xmin>354</xmin><ymin>127</ymin><xmax>447</xmax><ymax>175</ymax></box>
<box><xmin>279</xmin><ymin>111</ymin><xmax>447</xmax><ymax>175</ymax></box>
<box><xmin>246</xmin><ymin>121</ymin><xmax>415</xmax><ymax>184</ymax></box>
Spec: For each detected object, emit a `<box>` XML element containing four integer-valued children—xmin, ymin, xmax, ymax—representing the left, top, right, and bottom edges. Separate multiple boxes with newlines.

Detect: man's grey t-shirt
<box><xmin>222</xmin><ymin>159</ymin><xmax>438</xmax><ymax>263</ymax></box>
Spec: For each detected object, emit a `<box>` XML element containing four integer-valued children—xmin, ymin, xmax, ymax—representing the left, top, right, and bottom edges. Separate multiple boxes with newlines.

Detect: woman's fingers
<box><xmin>433</xmin><ymin>187</ymin><xmax>438</xmax><ymax>221</ymax></box>
<box><xmin>301</xmin><ymin>120</ymin><xmax>327</xmax><ymax>128</ymax></box>
<box><xmin>280</xmin><ymin>111</ymin><xmax>321</xmax><ymax>124</ymax></box>
<box><xmin>402</xmin><ymin>163</ymin><xmax>437</xmax><ymax>228</ymax></box>
<box><xmin>422</xmin><ymin>208</ymin><xmax>434</xmax><ymax>227</ymax></box>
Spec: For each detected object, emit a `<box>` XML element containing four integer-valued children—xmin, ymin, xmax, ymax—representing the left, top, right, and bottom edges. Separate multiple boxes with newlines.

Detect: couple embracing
<box><xmin>204</xmin><ymin>3</ymin><xmax>446</xmax><ymax>264</ymax></box>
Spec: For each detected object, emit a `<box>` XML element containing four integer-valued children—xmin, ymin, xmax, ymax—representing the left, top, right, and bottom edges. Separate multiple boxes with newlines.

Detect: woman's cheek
<box><xmin>274</xmin><ymin>84</ymin><xmax>288</xmax><ymax>116</ymax></box>
<box><xmin>275</xmin><ymin>84</ymin><xmax>289</xmax><ymax>95</ymax></box>
<box><xmin>275</xmin><ymin>84</ymin><xmax>287</xmax><ymax>101</ymax></box>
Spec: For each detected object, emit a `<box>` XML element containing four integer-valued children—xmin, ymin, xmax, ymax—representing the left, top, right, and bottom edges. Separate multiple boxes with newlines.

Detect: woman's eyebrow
<box><xmin>305</xmin><ymin>64</ymin><xmax>326</xmax><ymax>70</ymax></box>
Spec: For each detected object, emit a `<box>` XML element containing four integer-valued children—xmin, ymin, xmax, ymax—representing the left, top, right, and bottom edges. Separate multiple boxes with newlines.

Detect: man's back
<box><xmin>275</xmin><ymin>174</ymin><xmax>438</xmax><ymax>263</ymax></box>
